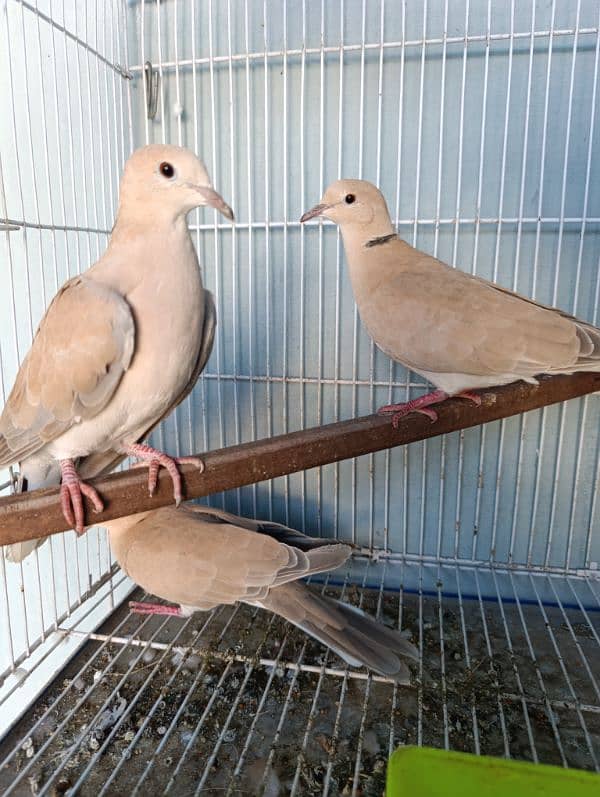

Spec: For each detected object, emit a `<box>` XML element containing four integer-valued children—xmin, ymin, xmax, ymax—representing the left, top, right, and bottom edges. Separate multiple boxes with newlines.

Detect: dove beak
<box><xmin>300</xmin><ymin>203</ymin><xmax>330</xmax><ymax>223</ymax></box>
<box><xmin>195</xmin><ymin>186</ymin><xmax>235</xmax><ymax>221</ymax></box>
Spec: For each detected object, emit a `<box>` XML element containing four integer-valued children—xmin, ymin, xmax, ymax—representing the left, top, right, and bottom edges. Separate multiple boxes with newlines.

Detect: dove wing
<box><xmin>0</xmin><ymin>277</ymin><xmax>135</xmax><ymax>466</ymax></box>
<box><xmin>110</xmin><ymin>504</ymin><xmax>350</xmax><ymax>611</ymax></box>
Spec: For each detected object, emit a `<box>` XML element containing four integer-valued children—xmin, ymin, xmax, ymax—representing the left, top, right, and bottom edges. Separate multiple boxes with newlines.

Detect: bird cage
<box><xmin>1</xmin><ymin>0</ymin><xmax>599</xmax><ymax>794</ymax></box>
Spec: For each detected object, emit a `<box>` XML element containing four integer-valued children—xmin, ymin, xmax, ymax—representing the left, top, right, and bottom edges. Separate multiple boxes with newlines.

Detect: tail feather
<box><xmin>4</xmin><ymin>538</ymin><xmax>47</xmax><ymax>564</ymax></box>
<box><xmin>259</xmin><ymin>582</ymin><xmax>418</xmax><ymax>683</ymax></box>
<box><xmin>3</xmin><ymin>459</ymin><xmax>60</xmax><ymax>563</ymax></box>
<box><xmin>575</xmin><ymin>320</ymin><xmax>600</xmax><ymax>360</ymax></box>
<box><xmin>273</xmin><ymin>544</ymin><xmax>351</xmax><ymax>587</ymax></box>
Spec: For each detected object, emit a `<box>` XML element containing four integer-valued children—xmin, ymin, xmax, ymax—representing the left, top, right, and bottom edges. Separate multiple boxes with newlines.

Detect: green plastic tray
<box><xmin>387</xmin><ymin>746</ymin><xmax>599</xmax><ymax>796</ymax></box>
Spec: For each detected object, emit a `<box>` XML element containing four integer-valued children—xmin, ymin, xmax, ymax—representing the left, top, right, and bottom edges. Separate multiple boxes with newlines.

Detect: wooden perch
<box><xmin>0</xmin><ymin>371</ymin><xmax>599</xmax><ymax>547</ymax></box>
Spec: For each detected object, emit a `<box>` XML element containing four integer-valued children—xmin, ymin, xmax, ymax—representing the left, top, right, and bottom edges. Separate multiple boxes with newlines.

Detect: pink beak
<box><xmin>300</xmin><ymin>203</ymin><xmax>329</xmax><ymax>223</ymax></box>
<box><xmin>196</xmin><ymin>186</ymin><xmax>235</xmax><ymax>221</ymax></box>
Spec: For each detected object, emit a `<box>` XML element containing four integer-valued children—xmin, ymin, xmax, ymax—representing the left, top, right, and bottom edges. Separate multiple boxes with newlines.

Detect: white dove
<box><xmin>301</xmin><ymin>180</ymin><xmax>600</xmax><ymax>425</ymax></box>
<box><xmin>0</xmin><ymin>145</ymin><xmax>233</xmax><ymax>560</ymax></box>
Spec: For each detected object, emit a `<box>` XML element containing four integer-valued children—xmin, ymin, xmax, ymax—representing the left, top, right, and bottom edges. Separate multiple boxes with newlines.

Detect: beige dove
<box><xmin>107</xmin><ymin>504</ymin><xmax>419</xmax><ymax>682</ymax></box>
<box><xmin>0</xmin><ymin>145</ymin><xmax>233</xmax><ymax>561</ymax></box>
<box><xmin>301</xmin><ymin>180</ymin><xmax>600</xmax><ymax>423</ymax></box>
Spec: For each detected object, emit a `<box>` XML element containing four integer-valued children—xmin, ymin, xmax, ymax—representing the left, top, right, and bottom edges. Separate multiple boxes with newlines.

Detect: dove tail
<box><xmin>259</xmin><ymin>581</ymin><xmax>418</xmax><ymax>683</ymax></box>
<box><xmin>4</xmin><ymin>538</ymin><xmax>46</xmax><ymax>564</ymax></box>
<box><xmin>575</xmin><ymin>320</ymin><xmax>600</xmax><ymax>364</ymax></box>
<box><xmin>3</xmin><ymin>460</ymin><xmax>60</xmax><ymax>563</ymax></box>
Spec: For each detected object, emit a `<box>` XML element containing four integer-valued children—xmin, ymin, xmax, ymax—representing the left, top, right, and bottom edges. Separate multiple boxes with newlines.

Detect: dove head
<box><xmin>300</xmin><ymin>179</ymin><xmax>394</xmax><ymax>241</ymax></box>
<box><xmin>118</xmin><ymin>145</ymin><xmax>234</xmax><ymax>223</ymax></box>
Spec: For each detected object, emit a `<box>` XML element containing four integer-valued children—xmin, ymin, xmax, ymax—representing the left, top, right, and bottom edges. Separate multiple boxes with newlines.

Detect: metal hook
<box><xmin>144</xmin><ymin>61</ymin><xmax>159</xmax><ymax>120</ymax></box>
<box><xmin>0</xmin><ymin>466</ymin><xmax>19</xmax><ymax>494</ymax></box>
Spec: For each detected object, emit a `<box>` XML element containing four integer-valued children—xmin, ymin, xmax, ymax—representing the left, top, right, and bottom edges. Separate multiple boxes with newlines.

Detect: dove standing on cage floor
<box><xmin>0</xmin><ymin>145</ymin><xmax>234</xmax><ymax>562</ymax></box>
<box><xmin>107</xmin><ymin>504</ymin><xmax>419</xmax><ymax>682</ymax></box>
<box><xmin>301</xmin><ymin>180</ymin><xmax>600</xmax><ymax>426</ymax></box>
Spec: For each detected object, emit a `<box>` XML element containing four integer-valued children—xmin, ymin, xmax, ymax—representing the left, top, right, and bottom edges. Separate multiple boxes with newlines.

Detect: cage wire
<box><xmin>0</xmin><ymin>0</ymin><xmax>600</xmax><ymax>794</ymax></box>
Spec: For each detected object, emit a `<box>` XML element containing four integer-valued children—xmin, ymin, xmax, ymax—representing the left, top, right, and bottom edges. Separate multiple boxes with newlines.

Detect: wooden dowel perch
<box><xmin>0</xmin><ymin>371</ymin><xmax>599</xmax><ymax>547</ymax></box>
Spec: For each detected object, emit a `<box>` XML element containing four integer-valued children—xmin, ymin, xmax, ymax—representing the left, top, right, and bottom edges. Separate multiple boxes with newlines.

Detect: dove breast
<box><xmin>45</xmin><ymin>218</ymin><xmax>206</xmax><ymax>461</ymax></box>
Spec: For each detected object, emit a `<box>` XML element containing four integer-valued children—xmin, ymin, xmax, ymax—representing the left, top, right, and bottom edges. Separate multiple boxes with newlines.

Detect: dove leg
<box><xmin>129</xmin><ymin>600</ymin><xmax>183</xmax><ymax>617</ymax></box>
<box><xmin>59</xmin><ymin>459</ymin><xmax>104</xmax><ymax>535</ymax></box>
<box><xmin>123</xmin><ymin>442</ymin><xmax>204</xmax><ymax>505</ymax></box>
<box><xmin>377</xmin><ymin>389</ymin><xmax>449</xmax><ymax>426</ymax></box>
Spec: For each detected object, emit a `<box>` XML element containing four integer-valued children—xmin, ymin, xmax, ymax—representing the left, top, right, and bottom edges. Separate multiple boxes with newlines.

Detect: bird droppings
<box><xmin>12</xmin><ymin>667</ymin><xmax>28</xmax><ymax>687</ymax></box>
<box><xmin>170</xmin><ymin>650</ymin><xmax>185</xmax><ymax>668</ymax></box>
<box><xmin>21</xmin><ymin>737</ymin><xmax>34</xmax><ymax>759</ymax></box>
<box><xmin>183</xmin><ymin>654</ymin><xmax>201</xmax><ymax>672</ymax></box>
<box><xmin>362</xmin><ymin>729</ymin><xmax>380</xmax><ymax>756</ymax></box>
<box><xmin>0</xmin><ymin>584</ymin><xmax>598</xmax><ymax>796</ymax></box>
<box><xmin>141</xmin><ymin>647</ymin><xmax>156</xmax><ymax>664</ymax></box>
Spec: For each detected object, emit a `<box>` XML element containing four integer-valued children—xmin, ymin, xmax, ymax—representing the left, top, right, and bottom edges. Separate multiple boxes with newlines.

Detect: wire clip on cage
<box><xmin>144</xmin><ymin>61</ymin><xmax>159</xmax><ymax>120</ymax></box>
<box><xmin>0</xmin><ymin>466</ymin><xmax>19</xmax><ymax>494</ymax></box>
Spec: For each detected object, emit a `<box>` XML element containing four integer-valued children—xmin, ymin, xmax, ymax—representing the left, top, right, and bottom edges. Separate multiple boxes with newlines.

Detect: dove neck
<box><xmin>339</xmin><ymin>217</ymin><xmax>394</xmax><ymax>274</ymax></box>
<box><xmin>108</xmin><ymin>209</ymin><xmax>193</xmax><ymax>254</ymax></box>
<box><xmin>339</xmin><ymin>214</ymin><xmax>394</xmax><ymax>252</ymax></box>
<box><xmin>111</xmin><ymin>197</ymin><xmax>189</xmax><ymax>233</ymax></box>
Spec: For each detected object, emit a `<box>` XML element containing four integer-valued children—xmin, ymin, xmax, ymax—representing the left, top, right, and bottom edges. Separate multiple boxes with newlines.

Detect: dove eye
<box><xmin>345</xmin><ymin>193</ymin><xmax>356</xmax><ymax>204</ymax></box>
<box><xmin>159</xmin><ymin>162</ymin><xmax>175</xmax><ymax>179</ymax></box>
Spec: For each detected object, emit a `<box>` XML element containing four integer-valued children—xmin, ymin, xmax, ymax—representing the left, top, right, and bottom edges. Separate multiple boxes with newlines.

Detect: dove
<box><xmin>107</xmin><ymin>504</ymin><xmax>419</xmax><ymax>682</ymax></box>
<box><xmin>0</xmin><ymin>145</ymin><xmax>234</xmax><ymax>562</ymax></box>
<box><xmin>301</xmin><ymin>180</ymin><xmax>600</xmax><ymax>425</ymax></box>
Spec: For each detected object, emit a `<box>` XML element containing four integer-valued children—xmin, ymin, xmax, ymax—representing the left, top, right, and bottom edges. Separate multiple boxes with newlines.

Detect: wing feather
<box><xmin>0</xmin><ymin>277</ymin><xmax>134</xmax><ymax>466</ymax></box>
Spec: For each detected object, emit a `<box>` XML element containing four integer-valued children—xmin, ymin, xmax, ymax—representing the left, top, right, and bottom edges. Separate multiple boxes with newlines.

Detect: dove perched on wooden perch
<box><xmin>0</xmin><ymin>145</ymin><xmax>234</xmax><ymax>562</ymax></box>
<box><xmin>107</xmin><ymin>504</ymin><xmax>419</xmax><ymax>682</ymax></box>
<box><xmin>301</xmin><ymin>180</ymin><xmax>600</xmax><ymax>425</ymax></box>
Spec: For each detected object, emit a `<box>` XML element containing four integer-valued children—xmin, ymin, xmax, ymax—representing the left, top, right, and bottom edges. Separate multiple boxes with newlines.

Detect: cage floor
<box><xmin>1</xmin><ymin>560</ymin><xmax>599</xmax><ymax>797</ymax></box>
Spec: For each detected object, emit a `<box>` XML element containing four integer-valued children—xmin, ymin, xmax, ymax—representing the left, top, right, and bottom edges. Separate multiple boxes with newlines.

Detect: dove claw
<box><xmin>456</xmin><ymin>390</ymin><xmax>482</xmax><ymax>406</ymax></box>
<box><xmin>378</xmin><ymin>389</ymin><xmax>448</xmax><ymax>426</ymax></box>
<box><xmin>129</xmin><ymin>600</ymin><xmax>183</xmax><ymax>617</ymax></box>
<box><xmin>124</xmin><ymin>443</ymin><xmax>202</xmax><ymax>506</ymax></box>
<box><xmin>60</xmin><ymin>459</ymin><xmax>104</xmax><ymax>535</ymax></box>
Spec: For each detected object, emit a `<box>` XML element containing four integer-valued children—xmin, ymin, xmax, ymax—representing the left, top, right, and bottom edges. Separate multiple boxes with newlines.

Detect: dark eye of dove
<box><xmin>159</xmin><ymin>162</ymin><xmax>175</xmax><ymax>179</ymax></box>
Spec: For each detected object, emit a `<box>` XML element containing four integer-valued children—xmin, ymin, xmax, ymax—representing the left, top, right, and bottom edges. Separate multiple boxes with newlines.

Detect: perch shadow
<box><xmin>0</xmin><ymin>371</ymin><xmax>599</xmax><ymax>547</ymax></box>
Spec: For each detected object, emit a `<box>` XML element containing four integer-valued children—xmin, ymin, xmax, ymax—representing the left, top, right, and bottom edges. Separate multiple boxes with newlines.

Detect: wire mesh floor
<box><xmin>0</xmin><ymin>558</ymin><xmax>599</xmax><ymax>796</ymax></box>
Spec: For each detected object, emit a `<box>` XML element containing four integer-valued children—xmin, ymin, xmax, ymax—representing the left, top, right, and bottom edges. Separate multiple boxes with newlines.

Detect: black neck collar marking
<box><xmin>364</xmin><ymin>233</ymin><xmax>398</xmax><ymax>248</ymax></box>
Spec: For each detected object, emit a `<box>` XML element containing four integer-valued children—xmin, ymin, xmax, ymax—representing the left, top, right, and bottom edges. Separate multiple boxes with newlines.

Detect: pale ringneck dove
<box><xmin>107</xmin><ymin>504</ymin><xmax>419</xmax><ymax>682</ymax></box>
<box><xmin>0</xmin><ymin>145</ymin><xmax>234</xmax><ymax>562</ymax></box>
<box><xmin>301</xmin><ymin>180</ymin><xmax>600</xmax><ymax>424</ymax></box>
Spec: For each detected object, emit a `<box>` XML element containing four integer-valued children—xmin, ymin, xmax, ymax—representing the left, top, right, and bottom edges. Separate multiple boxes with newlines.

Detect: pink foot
<box><xmin>124</xmin><ymin>443</ymin><xmax>204</xmax><ymax>505</ymax></box>
<box><xmin>129</xmin><ymin>600</ymin><xmax>183</xmax><ymax>617</ymax></box>
<box><xmin>378</xmin><ymin>389</ymin><xmax>449</xmax><ymax>428</ymax></box>
<box><xmin>456</xmin><ymin>390</ymin><xmax>482</xmax><ymax>406</ymax></box>
<box><xmin>378</xmin><ymin>389</ymin><xmax>483</xmax><ymax>427</ymax></box>
<box><xmin>59</xmin><ymin>459</ymin><xmax>104</xmax><ymax>535</ymax></box>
